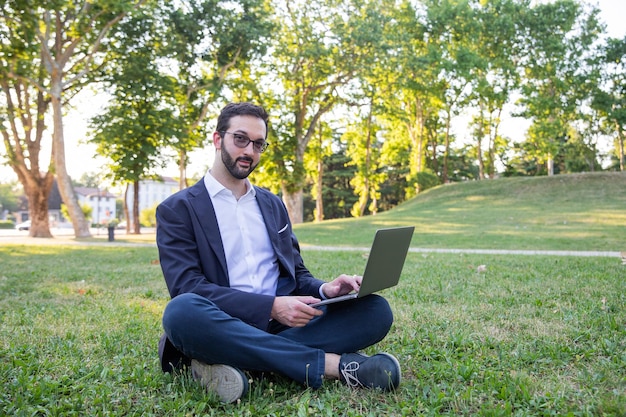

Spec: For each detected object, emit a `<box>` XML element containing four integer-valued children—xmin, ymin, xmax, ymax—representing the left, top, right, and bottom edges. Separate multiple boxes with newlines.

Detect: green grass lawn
<box><xmin>0</xmin><ymin>246</ymin><xmax>623</xmax><ymax>416</ymax></box>
<box><xmin>1</xmin><ymin>172</ymin><xmax>625</xmax><ymax>415</ymax></box>
<box><xmin>293</xmin><ymin>171</ymin><xmax>626</xmax><ymax>252</ymax></box>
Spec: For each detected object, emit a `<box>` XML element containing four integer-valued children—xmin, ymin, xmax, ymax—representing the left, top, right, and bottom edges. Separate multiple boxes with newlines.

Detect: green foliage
<box><xmin>139</xmin><ymin>202</ymin><xmax>158</xmax><ymax>228</ymax></box>
<box><xmin>505</xmin><ymin>131</ymin><xmax>603</xmax><ymax>176</ymax></box>
<box><xmin>415</xmin><ymin>169</ymin><xmax>440</xmax><ymax>192</ymax></box>
<box><xmin>591</xmin><ymin>35</ymin><xmax>626</xmax><ymax>170</ymax></box>
<box><xmin>61</xmin><ymin>203</ymin><xmax>92</xmax><ymax>223</ymax></box>
<box><xmin>0</xmin><ymin>183</ymin><xmax>20</xmax><ymax>213</ymax></box>
<box><xmin>516</xmin><ymin>0</ymin><xmax>602</xmax><ymax>174</ymax></box>
<box><xmin>4</xmin><ymin>0</ymin><xmax>622</xmax><ymax>228</ymax></box>
<box><xmin>344</xmin><ymin>120</ymin><xmax>386</xmax><ymax>217</ymax></box>
<box><xmin>161</xmin><ymin>0</ymin><xmax>274</xmax><ymax>179</ymax></box>
<box><xmin>89</xmin><ymin>5</ymin><xmax>176</xmax><ymax>186</ymax></box>
<box><xmin>72</xmin><ymin>172</ymin><xmax>102</xmax><ymax>189</ymax></box>
<box><xmin>256</xmin><ymin>0</ymin><xmax>392</xmax><ymax>214</ymax></box>
<box><xmin>306</xmin><ymin>143</ymin><xmax>358</xmax><ymax>221</ymax></box>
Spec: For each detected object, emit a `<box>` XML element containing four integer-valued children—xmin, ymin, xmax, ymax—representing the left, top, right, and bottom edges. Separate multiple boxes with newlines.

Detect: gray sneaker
<box><xmin>191</xmin><ymin>359</ymin><xmax>248</xmax><ymax>403</ymax></box>
<box><xmin>339</xmin><ymin>352</ymin><xmax>401</xmax><ymax>391</ymax></box>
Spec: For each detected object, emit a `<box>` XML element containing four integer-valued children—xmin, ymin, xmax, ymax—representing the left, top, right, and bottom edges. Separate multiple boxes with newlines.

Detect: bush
<box><xmin>0</xmin><ymin>220</ymin><xmax>14</xmax><ymax>229</ymax></box>
<box><xmin>139</xmin><ymin>203</ymin><xmax>158</xmax><ymax>227</ymax></box>
<box><xmin>416</xmin><ymin>170</ymin><xmax>440</xmax><ymax>192</ymax></box>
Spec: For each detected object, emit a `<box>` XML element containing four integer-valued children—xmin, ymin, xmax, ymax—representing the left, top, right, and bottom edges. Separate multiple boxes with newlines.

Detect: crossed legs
<box><xmin>162</xmin><ymin>292</ymin><xmax>394</xmax><ymax>388</ymax></box>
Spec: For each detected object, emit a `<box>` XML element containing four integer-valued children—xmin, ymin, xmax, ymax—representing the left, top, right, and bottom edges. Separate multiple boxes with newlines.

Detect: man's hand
<box><xmin>320</xmin><ymin>274</ymin><xmax>362</xmax><ymax>299</ymax></box>
<box><xmin>271</xmin><ymin>296</ymin><xmax>323</xmax><ymax>327</ymax></box>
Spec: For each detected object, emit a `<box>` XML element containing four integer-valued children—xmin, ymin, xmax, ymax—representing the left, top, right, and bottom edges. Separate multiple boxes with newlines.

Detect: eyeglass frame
<box><xmin>219</xmin><ymin>131</ymin><xmax>269</xmax><ymax>153</ymax></box>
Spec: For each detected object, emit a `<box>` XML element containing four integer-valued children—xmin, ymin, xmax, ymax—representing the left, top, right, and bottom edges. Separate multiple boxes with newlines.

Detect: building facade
<box><xmin>74</xmin><ymin>187</ymin><xmax>118</xmax><ymax>225</ymax></box>
<box><xmin>125</xmin><ymin>177</ymin><xmax>179</xmax><ymax>224</ymax></box>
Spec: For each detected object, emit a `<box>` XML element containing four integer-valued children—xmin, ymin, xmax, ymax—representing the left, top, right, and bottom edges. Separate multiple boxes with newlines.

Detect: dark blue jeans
<box><xmin>162</xmin><ymin>292</ymin><xmax>394</xmax><ymax>388</ymax></box>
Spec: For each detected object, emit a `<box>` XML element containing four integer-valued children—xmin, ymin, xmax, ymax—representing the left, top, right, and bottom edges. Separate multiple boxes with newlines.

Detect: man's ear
<box><xmin>213</xmin><ymin>131</ymin><xmax>223</xmax><ymax>150</ymax></box>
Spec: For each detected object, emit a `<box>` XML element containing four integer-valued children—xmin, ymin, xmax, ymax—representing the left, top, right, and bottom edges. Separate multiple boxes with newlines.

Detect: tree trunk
<box><xmin>282</xmin><ymin>188</ymin><xmax>303</xmax><ymax>225</ymax></box>
<box><xmin>132</xmin><ymin>180</ymin><xmax>141</xmax><ymax>234</ymax></box>
<box><xmin>477</xmin><ymin>105</ymin><xmax>485</xmax><ymax>180</ymax></box>
<box><xmin>488</xmin><ymin>108</ymin><xmax>503</xmax><ymax>178</ymax></box>
<box><xmin>477</xmin><ymin>136</ymin><xmax>485</xmax><ymax>180</ymax></box>
<box><xmin>370</xmin><ymin>194</ymin><xmax>378</xmax><ymax>215</ymax></box>
<box><xmin>617</xmin><ymin>124</ymin><xmax>625</xmax><ymax>171</ymax></box>
<box><xmin>179</xmin><ymin>149</ymin><xmax>187</xmax><ymax>190</ymax></box>
<box><xmin>123</xmin><ymin>184</ymin><xmax>130</xmax><ymax>232</ymax></box>
<box><xmin>24</xmin><ymin>174</ymin><xmax>55</xmax><ymax>238</ymax></box>
<box><xmin>315</xmin><ymin>158</ymin><xmax>324</xmax><ymax>222</ymax></box>
<box><xmin>443</xmin><ymin>114</ymin><xmax>451</xmax><ymax>183</ymax></box>
<box><xmin>50</xmin><ymin>78</ymin><xmax>91</xmax><ymax>238</ymax></box>
<box><xmin>357</xmin><ymin>114</ymin><xmax>373</xmax><ymax>217</ymax></box>
<box><xmin>547</xmin><ymin>155</ymin><xmax>554</xmax><ymax>176</ymax></box>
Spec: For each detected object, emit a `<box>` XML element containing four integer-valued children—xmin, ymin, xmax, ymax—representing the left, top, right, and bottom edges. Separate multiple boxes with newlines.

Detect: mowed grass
<box><xmin>293</xmin><ymin>171</ymin><xmax>626</xmax><ymax>251</ymax></box>
<box><xmin>1</xmin><ymin>172</ymin><xmax>625</xmax><ymax>415</ymax></box>
<box><xmin>1</xmin><ymin>247</ymin><xmax>624</xmax><ymax>416</ymax></box>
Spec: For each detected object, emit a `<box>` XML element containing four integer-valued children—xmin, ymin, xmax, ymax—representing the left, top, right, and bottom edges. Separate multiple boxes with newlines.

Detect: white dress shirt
<box><xmin>204</xmin><ymin>172</ymin><xmax>279</xmax><ymax>296</ymax></box>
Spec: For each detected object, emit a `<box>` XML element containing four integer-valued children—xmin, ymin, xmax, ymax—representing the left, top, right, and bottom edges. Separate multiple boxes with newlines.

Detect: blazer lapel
<box><xmin>188</xmin><ymin>181</ymin><xmax>229</xmax><ymax>281</ymax></box>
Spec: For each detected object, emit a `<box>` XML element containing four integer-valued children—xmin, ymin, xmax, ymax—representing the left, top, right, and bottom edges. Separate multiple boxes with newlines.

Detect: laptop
<box><xmin>311</xmin><ymin>226</ymin><xmax>414</xmax><ymax>307</ymax></box>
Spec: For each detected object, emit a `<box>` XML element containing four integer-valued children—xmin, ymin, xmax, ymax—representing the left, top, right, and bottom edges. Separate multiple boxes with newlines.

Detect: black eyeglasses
<box><xmin>220</xmin><ymin>131</ymin><xmax>269</xmax><ymax>153</ymax></box>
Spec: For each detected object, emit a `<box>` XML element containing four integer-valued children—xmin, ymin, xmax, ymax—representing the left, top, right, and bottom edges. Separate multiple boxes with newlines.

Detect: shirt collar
<box><xmin>204</xmin><ymin>169</ymin><xmax>255</xmax><ymax>199</ymax></box>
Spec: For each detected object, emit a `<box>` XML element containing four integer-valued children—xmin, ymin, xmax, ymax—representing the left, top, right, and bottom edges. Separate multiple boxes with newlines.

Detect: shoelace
<box><xmin>340</xmin><ymin>361</ymin><xmax>364</xmax><ymax>388</ymax></box>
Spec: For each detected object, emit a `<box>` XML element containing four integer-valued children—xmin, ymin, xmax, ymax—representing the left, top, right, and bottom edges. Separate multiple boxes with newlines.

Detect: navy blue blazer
<box><xmin>156</xmin><ymin>180</ymin><xmax>325</xmax><ymax>369</ymax></box>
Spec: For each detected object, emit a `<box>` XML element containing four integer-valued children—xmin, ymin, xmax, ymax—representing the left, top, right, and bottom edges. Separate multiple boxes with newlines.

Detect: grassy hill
<box><xmin>294</xmin><ymin>171</ymin><xmax>626</xmax><ymax>251</ymax></box>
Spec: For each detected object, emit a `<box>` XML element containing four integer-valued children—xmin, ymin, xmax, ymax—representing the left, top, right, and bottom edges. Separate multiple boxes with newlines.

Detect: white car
<box><xmin>15</xmin><ymin>220</ymin><xmax>31</xmax><ymax>231</ymax></box>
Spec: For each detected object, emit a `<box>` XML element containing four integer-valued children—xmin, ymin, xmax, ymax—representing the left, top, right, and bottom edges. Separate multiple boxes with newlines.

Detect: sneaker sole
<box><xmin>191</xmin><ymin>359</ymin><xmax>248</xmax><ymax>403</ymax></box>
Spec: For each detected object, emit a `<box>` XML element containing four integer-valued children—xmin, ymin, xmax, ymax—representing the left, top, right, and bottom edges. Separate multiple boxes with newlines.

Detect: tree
<box><xmin>315</xmin><ymin>139</ymin><xmax>358</xmax><ymax>220</ymax></box>
<box><xmin>344</xmin><ymin>104</ymin><xmax>385</xmax><ymax>217</ymax></box>
<box><xmin>517</xmin><ymin>0</ymin><xmax>601</xmax><ymax>175</ymax></box>
<box><xmin>425</xmin><ymin>0</ymin><xmax>478</xmax><ymax>183</ymax></box>
<box><xmin>1</xmin><ymin>0</ymin><xmax>147</xmax><ymax>238</ymax></box>
<box><xmin>469</xmin><ymin>0</ymin><xmax>524</xmax><ymax>179</ymax></box>
<box><xmin>304</xmin><ymin>121</ymin><xmax>334</xmax><ymax>222</ymax></box>
<box><xmin>592</xmin><ymin>36</ymin><xmax>626</xmax><ymax>171</ymax></box>
<box><xmin>255</xmin><ymin>0</ymin><xmax>385</xmax><ymax>223</ymax></box>
<box><xmin>163</xmin><ymin>0</ymin><xmax>274</xmax><ymax>190</ymax></box>
<box><xmin>1</xmin><ymin>4</ymin><xmax>55</xmax><ymax>237</ymax></box>
<box><xmin>377</xmin><ymin>0</ymin><xmax>444</xmax><ymax>196</ymax></box>
<box><xmin>72</xmin><ymin>172</ymin><xmax>102</xmax><ymax>188</ymax></box>
<box><xmin>90</xmin><ymin>5</ymin><xmax>175</xmax><ymax>234</ymax></box>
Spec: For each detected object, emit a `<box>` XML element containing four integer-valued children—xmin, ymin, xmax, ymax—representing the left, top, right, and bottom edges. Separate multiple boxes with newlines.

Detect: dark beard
<box><xmin>221</xmin><ymin>146</ymin><xmax>258</xmax><ymax>180</ymax></box>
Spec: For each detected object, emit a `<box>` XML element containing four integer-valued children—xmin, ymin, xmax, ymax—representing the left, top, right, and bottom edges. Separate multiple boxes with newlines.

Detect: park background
<box><xmin>1</xmin><ymin>0</ymin><xmax>626</xmax><ymax>239</ymax></box>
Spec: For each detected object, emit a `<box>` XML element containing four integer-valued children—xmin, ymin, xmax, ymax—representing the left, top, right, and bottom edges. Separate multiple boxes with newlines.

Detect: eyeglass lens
<box><xmin>224</xmin><ymin>132</ymin><xmax>268</xmax><ymax>153</ymax></box>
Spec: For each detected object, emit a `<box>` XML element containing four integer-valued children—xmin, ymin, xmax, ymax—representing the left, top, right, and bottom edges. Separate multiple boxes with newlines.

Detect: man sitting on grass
<box><xmin>156</xmin><ymin>102</ymin><xmax>400</xmax><ymax>403</ymax></box>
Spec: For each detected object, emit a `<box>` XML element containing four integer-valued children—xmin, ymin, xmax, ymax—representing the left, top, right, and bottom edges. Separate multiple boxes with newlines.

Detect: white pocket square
<box><xmin>278</xmin><ymin>224</ymin><xmax>289</xmax><ymax>234</ymax></box>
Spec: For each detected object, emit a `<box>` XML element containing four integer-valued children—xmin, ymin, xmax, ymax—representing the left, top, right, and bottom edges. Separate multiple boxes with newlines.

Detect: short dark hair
<box><xmin>216</xmin><ymin>102</ymin><xmax>269</xmax><ymax>138</ymax></box>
